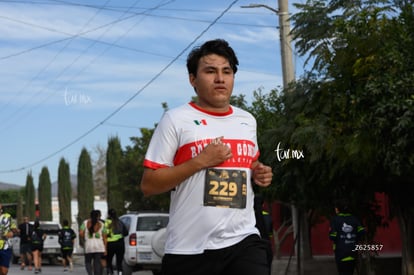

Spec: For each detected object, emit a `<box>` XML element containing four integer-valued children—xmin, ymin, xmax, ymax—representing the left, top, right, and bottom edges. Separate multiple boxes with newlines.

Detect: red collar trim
<box><xmin>189</xmin><ymin>102</ymin><xmax>233</xmax><ymax>116</ymax></box>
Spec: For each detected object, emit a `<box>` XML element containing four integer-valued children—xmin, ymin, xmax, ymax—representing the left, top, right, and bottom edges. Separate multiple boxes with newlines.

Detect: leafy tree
<box><xmin>93</xmin><ymin>144</ymin><xmax>107</xmax><ymax>200</ymax></box>
<box><xmin>106</xmin><ymin>136</ymin><xmax>123</xmax><ymax>213</ymax></box>
<box><xmin>77</xmin><ymin>148</ymin><xmax>94</xmax><ymax>227</ymax></box>
<box><xmin>38</xmin><ymin>166</ymin><xmax>52</xmax><ymax>221</ymax></box>
<box><xmin>121</xmin><ymin>136</ymin><xmax>146</xmax><ymax>212</ymax></box>
<box><xmin>58</xmin><ymin>158</ymin><xmax>72</xmax><ymax>226</ymax></box>
<box><xmin>25</xmin><ymin>172</ymin><xmax>36</xmax><ymax>220</ymax></box>
<box><xmin>123</xmin><ymin>127</ymin><xmax>170</xmax><ymax>212</ymax></box>
<box><xmin>284</xmin><ymin>0</ymin><xmax>414</xmax><ymax>272</ymax></box>
<box><xmin>0</xmin><ymin>189</ymin><xmax>22</xmax><ymax>205</ymax></box>
<box><xmin>230</xmin><ymin>94</ymin><xmax>249</xmax><ymax>110</ymax></box>
<box><xmin>359</xmin><ymin>4</ymin><xmax>414</xmax><ymax>273</ymax></box>
<box><xmin>0</xmin><ymin>189</ymin><xmax>23</xmax><ymax>218</ymax></box>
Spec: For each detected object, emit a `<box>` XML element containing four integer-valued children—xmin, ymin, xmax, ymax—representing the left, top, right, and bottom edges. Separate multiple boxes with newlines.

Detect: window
<box><xmin>39</xmin><ymin>223</ymin><xmax>60</xmax><ymax>234</ymax></box>
<box><xmin>136</xmin><ymin>216</ymin><xmax>169</xmax><ymax>231</ymax></box>
<box><xmin>120</xmin><ymin>216</ymin><xmax>131</xmax><ymax>231</ymax></box>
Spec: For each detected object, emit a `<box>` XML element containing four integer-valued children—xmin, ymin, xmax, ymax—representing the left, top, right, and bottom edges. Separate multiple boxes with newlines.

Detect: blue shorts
<box><xmin>0</xmin><ymin>249</ymin><xmax>12</xmax><ymax>268</ymax></box>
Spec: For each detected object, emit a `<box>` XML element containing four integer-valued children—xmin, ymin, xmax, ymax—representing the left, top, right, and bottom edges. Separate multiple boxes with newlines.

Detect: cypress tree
<box><xmin>77</xmin><ymin>148</ymin><xmax>94</xmax><ymax>227</ymax></box>
<box><xmin>25</xmin><ymin>172</ymin><xmax>36</xmax><ymax>220</ymax></box>
<box><xmin>106</xmin><ymin>136</ymin><xmax>123</xmax><ymax>213</ymax></box>
<box><xmin>58</xmin><ymin>158</ymin><xmax>72</xmax><ymax>225</ymax></box>
<box><xmin>38</xmin><ymin>166</ymin><xmax>52</xmax><ymax>221</ymax></box>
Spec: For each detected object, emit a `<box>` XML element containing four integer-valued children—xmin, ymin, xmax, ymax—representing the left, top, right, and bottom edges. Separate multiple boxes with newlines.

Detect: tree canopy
<box><xmin>256</xmin><ymin>0</ymin><xmax>414</xmax><ymax>272</ymax></box>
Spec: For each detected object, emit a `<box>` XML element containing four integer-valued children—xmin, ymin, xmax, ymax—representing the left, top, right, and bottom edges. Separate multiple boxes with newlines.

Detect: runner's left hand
<box><xmin>252</xmin><ymin>163</ymin><xmax>273</xmax><ymax>187</ymax></box>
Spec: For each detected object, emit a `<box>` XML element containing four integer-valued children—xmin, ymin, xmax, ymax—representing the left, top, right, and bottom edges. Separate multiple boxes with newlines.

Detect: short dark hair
<box><xmin>186</xmin><ymin>39</ymin><xmax>239</xmax><ymax>76</ymax></box>
<box><xmin>108</xmin><ymin>208</ymin><xmax>117</xmax><ymax>219</ymax></box>
<box><xmin>334</xmin><ymin>199</ymin><xmax>351</xmax><ymax>213</ymax></box>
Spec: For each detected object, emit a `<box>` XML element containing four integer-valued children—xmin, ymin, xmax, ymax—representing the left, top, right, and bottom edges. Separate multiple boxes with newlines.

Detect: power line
<box><xmin>0</xmin><ymin>3</ymin><xmax>275</xmax><ymax>61</ymax></box>
<box><xmin>0</xmin><ymin>0</ymin><xmax>175</xmax><ymax>132</ymax></box>
<box><xmin>0</xmin><ymin>0</ymin><xmax>277</xmax><ymax>131</ymax></box>
<box><xmin>0</xmin><ymin>0</ymin><xmax>240</xmax><ymax>174</ymax></box>
<box><xmin>102</xmin><ymin>122</ymin><xmax>143</xmax><ymax>129</ymax></box>
<box><xmin>0</xmin><ymin>14</ymin><xmax>274</xmax><ymax>62</ymax></box>
<box><xmin>0</xmin><ymin>0</ymin><xmax>113</xmax><ymax>117</ymax></box>
<box><xmin>2</xmin><ymin>0</ymin><xmax>269</xmax><ymax>16</ymax></box>
<box><xmin>0</xmin><ymin>10</ymin><xmax>153</xmax><ymax>61</ymax></box>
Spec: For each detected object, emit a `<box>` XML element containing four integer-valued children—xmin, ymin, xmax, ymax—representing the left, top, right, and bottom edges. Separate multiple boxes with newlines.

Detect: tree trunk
<box><xmin>300</xmin><ymin>210</ymin><xmax>312</xmax><ymax>260</ymax></box>
<box><xmin>396</xmin><ymin>203</ymin><xmax>414</xmax><ymax>275</ymax></box>
<box><xmin>291</xmin><ymin>205</ymin><xmax>313</xmax><ymax>275</ymax></box>
<box><xmin>273</xmin><ymin>219</ymin><xmax>293</xmax><ymax>259</ymax></box>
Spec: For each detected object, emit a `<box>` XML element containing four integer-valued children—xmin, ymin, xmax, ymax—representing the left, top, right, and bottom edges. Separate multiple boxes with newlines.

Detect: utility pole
<box><xmin>241</xmin><ymin>2</ymin><xmax>300</xmax><ymax>274</ymax></box>
<box><xmin>241</xmin><ymin>0</ymin><xmax>294</xmax><ymax>88</ymax></box>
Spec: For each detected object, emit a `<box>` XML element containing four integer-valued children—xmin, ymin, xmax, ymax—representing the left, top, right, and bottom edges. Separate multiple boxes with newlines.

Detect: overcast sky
<box><xmin>0</xmin><ymin>0</ymin><xmax>306</xmax><ymax>187</ymax></box>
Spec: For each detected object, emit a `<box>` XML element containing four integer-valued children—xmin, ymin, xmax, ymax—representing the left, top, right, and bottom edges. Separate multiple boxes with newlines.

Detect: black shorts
<box><xmin>336</xmin><ymin>260</ymin><xmax>356</xmax><ymax>275</ymax></box>
<box><xmin>20</xmin><ymin>243</ymin><xmax>32</xmax><ymax>254</ymax></box>
<box><xmin>61</xmin><ymin>248</ymin><xmax>74</xmax><ymax>258</ymax></box>
<box><xmin>31</xmin><ymin>245</ymin><xmax>43</xmax><ymax>252</ymax></box>
<box><xmin>162</xmin><ymin>234</ymin><xmax>270</xmax><ymax>275</ymax></box>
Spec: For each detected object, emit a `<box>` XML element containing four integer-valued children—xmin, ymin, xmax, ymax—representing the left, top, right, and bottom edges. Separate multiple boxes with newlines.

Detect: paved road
<box><xmin>8</xmin><ymin>255</ymin><xmax>152</xmax><ymax>275</ymax></box>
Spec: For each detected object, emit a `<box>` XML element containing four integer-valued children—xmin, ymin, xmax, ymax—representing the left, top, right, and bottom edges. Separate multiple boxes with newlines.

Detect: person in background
<box><xmin>0</xmin><ymin>204</ymin><xmax>17</xmax><ymax>275</ymax></box>
<box><xmin>254</xmin><ymin>195</ymin><xmax>273</xmax><ymax>275</ymax></box>
<box><xmin>96</xmin><ymin>210</ymin><xmax>107</xmax><ymax>272</ymax></box>
<box><xmin>329</xmin><ymin>200</ymin><xmax>365</xmax><ymax>275</ymax></box>
<box><xmin>58</xmin><ymin>219</ymin><xmax>76</xmax><ymax>272</ymax></box>
<box><xmin>18</xmin><ymin>216</ymin><xmax>33</xmax><ymax>271</ymax></box>
<box><xmin>79</xmin><ymin>210</ymin><xmax>107</xmax><ymax>275</ymax></box>
<box><xmin>105</xmin><ymin>209</ymin><xmax>128</xmax><ymax>275</ymax></box>
<box><xmin>31</xmin><ymin>219</ymin><xmax>46</xmax><ymax>274</ymax></box>
<box><xmin>140</xmin><ymin>39</ymin><xmax>273</xmax><ymax>275</ymax></box>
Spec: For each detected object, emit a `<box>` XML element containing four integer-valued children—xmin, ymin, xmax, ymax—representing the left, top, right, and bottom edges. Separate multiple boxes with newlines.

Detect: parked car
<box><xmin>12</xmin><ymin>221</ymin><xmax>61</xmax><ymax>265</ymax></box>
<box><xmin>119</xmin><ymin>212</ymin><xmax>169</xmax><ymax>275</ymax></box>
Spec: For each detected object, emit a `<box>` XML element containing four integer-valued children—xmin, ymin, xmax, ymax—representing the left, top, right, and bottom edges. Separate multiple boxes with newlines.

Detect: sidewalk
<box><xmin>271</xmin><ymin>255</ymin><xmax>401</xmax><ymax>275</ymax></box>
<box><xmin>271</xmin><ymin>256</ymin><xmax>337</xmax><ymax>275</ymax></box>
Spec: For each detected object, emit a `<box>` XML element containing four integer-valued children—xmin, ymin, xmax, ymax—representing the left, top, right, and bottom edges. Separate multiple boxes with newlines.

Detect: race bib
<box><xmin>204</xmin><ymin>168</ymin><xmax>247</xmax><ymax>208</ymax></box>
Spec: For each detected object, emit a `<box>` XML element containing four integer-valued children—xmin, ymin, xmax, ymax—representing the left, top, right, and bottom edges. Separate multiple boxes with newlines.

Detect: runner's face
<box><xmin>189</xmin><ymin>54</ymin><xmax>234</xmax><ymax>112</ymax></box>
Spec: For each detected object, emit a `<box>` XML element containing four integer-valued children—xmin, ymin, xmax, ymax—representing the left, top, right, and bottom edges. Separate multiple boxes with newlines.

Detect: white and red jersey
<box><xmin>143</xmin><ymin>102</ymin><xmax>260</xmax><ymax>254</ymax></box>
